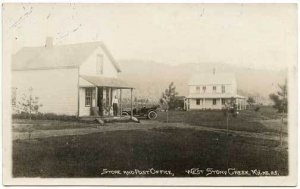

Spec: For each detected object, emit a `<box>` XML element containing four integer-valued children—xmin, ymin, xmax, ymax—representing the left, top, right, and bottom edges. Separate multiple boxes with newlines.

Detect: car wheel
<box><xmin>122</xmin><ymin>111</ymin><xmax>129</xmax><ymax>116</ymax></box>
<box><xmin>147</xmin><ymin>111</ymin><xmax>157</xmax><ymax>120</ymax></box>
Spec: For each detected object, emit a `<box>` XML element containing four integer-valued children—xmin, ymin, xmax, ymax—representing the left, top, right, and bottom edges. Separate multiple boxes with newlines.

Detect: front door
<box><xmin>97</xmin><ymin>87</ymin><xmax>104</xmax><ymax>116</ymax></box>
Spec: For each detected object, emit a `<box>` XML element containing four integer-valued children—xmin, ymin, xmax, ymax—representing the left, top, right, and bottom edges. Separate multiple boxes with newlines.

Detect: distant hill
<box><xmin>118</xmin><ymin>59</ymin><xmax>287</xmax><ymax>104</ymax></box>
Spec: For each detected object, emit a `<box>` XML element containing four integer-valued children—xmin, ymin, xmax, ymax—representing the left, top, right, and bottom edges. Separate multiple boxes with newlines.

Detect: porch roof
<box><xmin>80</xmin><ymin>75</ymin><xmax>133</xmax><ymax>89</ymax></box>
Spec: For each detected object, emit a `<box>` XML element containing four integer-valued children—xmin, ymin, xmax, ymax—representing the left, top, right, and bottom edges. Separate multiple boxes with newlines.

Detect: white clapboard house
<box><xmin>12</xmin><ymin>37</ymin><xmax>133</xmax><ymax>117</ymax></box>
<box><xmin>185</xmin><ymin>71</ymin><xmax>246</xmax><ymax>110</ymax></box>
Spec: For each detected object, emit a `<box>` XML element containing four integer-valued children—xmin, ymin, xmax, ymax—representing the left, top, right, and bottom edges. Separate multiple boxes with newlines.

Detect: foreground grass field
<box><xmin>12</xmin><ymin>106</ymin><xmax>288</xmax><ymax>177</ymax></box>
<box><xmin>156</xmin><ymin>106</ymin><xmax>287</xmax><ymax>134</ymax></box>
<box><xmin>13</xmin><ymin>126</ymin><xmax>288</xmax><ymax>177</ymax></box>
<box><xmin>13</xmin><ymin>119</ymin><xmax>96</xmax><ymax>133</ymax></box>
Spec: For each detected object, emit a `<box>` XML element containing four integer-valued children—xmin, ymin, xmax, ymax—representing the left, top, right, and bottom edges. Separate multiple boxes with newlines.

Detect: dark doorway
<box><xmin>97</xmin><ymin>87</ymin><xmax>104</xmax><ymax>116</ymax></box>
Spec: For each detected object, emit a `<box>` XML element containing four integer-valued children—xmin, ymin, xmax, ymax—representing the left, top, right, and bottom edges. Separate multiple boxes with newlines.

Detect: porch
<box><xmin>184</xmin><ymin>95</ymin><xmax>247</xmax><ymax>111</ymax></box>
<box><xmin>78</xmin><ymin>75</ymin><xmax>134</xmax><ymax>121</ymax></box>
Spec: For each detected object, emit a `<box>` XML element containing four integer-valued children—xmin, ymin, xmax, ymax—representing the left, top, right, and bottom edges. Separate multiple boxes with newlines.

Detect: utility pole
<box><xmin>226</xmin><ymin>113</ymin><xmax>229</xmax><ymax>136</ymax></box>
<box><xmin>280</xmin><ymin>109</ymin><xmax>285</xmax><ymax>148</ymax></box>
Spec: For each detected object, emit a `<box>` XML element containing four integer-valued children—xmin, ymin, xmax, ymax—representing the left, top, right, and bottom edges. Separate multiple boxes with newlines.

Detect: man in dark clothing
<box><xmin>112</xmin><ymin>95</ymin><xmax>119</xmax><ymax>116</ymax></box>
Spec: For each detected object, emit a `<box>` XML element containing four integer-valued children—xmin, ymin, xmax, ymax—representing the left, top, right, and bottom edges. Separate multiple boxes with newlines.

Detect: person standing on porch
<box><xmin>113</xmin><ymin>95</ymin><xmax>119</xmax><ymax>116</ymax></box>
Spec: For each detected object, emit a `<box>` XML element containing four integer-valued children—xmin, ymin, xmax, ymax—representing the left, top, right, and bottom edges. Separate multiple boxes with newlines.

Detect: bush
<box><xmin>254</xmin><ymin>107</ymin><xmax>260</xmax><ymax>112</ymax></box>
<box><xmin>12</xmin><ymin>112</ymin><xmax>78</xmax><ymax>121</ymax></box>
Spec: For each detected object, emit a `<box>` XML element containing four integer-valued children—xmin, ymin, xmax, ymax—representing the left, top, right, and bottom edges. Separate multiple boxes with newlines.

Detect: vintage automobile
<box><xmin>122</xmin><ymin>105</ymin><xmax>159</xmax><ymax>120</ymax></box>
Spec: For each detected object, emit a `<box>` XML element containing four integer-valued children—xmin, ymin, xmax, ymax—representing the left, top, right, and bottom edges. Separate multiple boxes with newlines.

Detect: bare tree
<box><xmin>160</xmin><ymin>82</ymin><xmax>178</xmax><ymax>110</ymax></box>
<box><xmin>160</xmin><ymin>82</ymin><xmax>178</xmax><ymax>122</ymax></box>
<box><xmin>17</xmin><ymin>87</ymin><xmax>43</xmax><ymax>119</ymax></box>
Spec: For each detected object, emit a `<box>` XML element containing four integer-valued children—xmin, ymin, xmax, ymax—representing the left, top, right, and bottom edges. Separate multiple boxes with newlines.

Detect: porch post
<box><xmin>241</xmin><ymin>99</ymin><xmax>243</xmax><ymax>110</ymax></box>
<box><xmin>130</xmin><ymin>88</ymin><xmax>133</xmax><ymax>119</ymax></box>
<box><xmin>95</xmin><ymin>87</ymin><xmax>98</xmax><ymax>108</ymax></box>
<box><xmin>119</xmin><ymin>89</ymin><xmax>122</xmax><ymax>117</ymax></box>
<box><xmin>242</xmin><ymin>99</ymin><xmax>244</xmax><ymax>110</ymax></box>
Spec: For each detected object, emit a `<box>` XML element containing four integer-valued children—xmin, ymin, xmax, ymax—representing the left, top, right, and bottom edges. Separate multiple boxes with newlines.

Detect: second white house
<box><xmin>185</xmin><ymin>71</ymin><xmax>246</xmax><ymax>110</ymax></box>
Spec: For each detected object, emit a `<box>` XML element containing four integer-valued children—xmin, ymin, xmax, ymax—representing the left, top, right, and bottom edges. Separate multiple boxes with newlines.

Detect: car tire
<box><xmin>147</xmin><ymin>111</ymin><xmax>157</xmax><ymax>120</ymax></box>
<box><xmin>122</xmin><ymin>111</ymin><xmax>129</xmax><ymax>116</ymax></box>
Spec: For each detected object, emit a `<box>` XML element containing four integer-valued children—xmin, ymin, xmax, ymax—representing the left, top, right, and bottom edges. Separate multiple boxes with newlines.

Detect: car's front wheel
<box><xmin>147</xmin><ymin>111</ymin><xmax>157</xmax><ymax>120</ymax></box>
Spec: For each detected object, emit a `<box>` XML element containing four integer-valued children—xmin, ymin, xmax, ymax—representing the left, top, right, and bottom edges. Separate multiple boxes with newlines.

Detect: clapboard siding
<box><xmin>12</xmin><ymin>68</ymin><xmax>79</xmax><ymax>116</ymax></box>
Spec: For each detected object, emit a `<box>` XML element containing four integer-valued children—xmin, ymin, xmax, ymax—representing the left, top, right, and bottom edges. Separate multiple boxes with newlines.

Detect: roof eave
<box><xmin>12</xmin><ymin>65</ymin><xmax>79</xmax><ymax>71</ymax></box>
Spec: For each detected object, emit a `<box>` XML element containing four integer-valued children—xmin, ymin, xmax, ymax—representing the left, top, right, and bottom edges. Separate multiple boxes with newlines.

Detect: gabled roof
<box><xmin>80</xmin><ymin>75</ymin><xmax>133</xmax><ymax>89</ymax></box>
<box><xmin>189</xmin><ymin>73</ymin><xmax>236</xmax><ymax>85</ymax></box>
<box><xmin>12</xmin><ymin>41</ymin><xmax>121</xmax><ymax>72</ymax></box>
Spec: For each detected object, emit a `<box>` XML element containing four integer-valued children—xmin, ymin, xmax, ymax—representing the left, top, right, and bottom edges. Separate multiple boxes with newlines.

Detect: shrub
<box><xmin>254</xmin><ymin>107</ymin><xmax>260</xmax><ymax>112</ymax></box>
<box><xmin>12</xmin><ymin>112</ymin><xmax>78</xmax><ymax>121</ymax></box>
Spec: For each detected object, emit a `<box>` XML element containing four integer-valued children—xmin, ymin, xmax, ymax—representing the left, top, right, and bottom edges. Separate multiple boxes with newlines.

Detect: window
<box><xmin>213</xmin><ymin>99</ymin><xmax>217</xmax><ymax>105</ymax></box>
<box><xmin>196</xmin><ymin>99</ymin><xmax>201</xmax><ymax>105</ymax></box>
<box><xmin>85</xmin><ymin>88</ymin><xmax>93</xmax><ymax>106</ymax></box>
<box><xmin>222</xmin><ymin>85</ymin><xmax>225</xmax><ymax>93</ymax></box>
<box><xmin>222</xmin><ymin>99</ymin><xmax>226</xmax><ymax>105</ymax></box>
<box><xmin>196</xmin><ymin>86</ymin><xmax>200</xmax><ymax>92</ymax></box>
<box><xmin>12</xmin><ymin>88</ymin><xmax>17</xmax><ymax>106</ymax></box>
<box><xmin>202</xmin><ymin>86</ymin><xmax>206</xmax><ymax>92</ymax></box>
<box><xmin>96</xmin><ymin>54</ymin><xmax>103</xmax><ymax>74</ymax></box>
<box><xmin>213</xmin><ymin>86</ymin><xmax>216</xmax><ymax>92</ymax></box>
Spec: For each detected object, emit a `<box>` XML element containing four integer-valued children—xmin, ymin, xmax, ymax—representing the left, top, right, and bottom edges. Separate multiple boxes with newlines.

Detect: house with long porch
<box><xmin>185</xmin><ymin>72</ymin><xmax>247</xmax><ymax>110</ymax></box>
<box><xmin>12</xmin><ymin>37</ymin><xmax>134</xmax><ymax>118</ymax></box>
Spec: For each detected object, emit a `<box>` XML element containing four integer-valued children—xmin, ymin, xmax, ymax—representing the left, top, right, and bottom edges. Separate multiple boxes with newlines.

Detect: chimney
<box><xmin>45</xmin><ymin>37</ymin><xmax>53</xmax><ymax>48</ymax></box>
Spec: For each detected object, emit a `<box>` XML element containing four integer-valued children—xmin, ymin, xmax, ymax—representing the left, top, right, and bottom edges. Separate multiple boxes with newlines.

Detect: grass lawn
<box><xmin>156</xmin><ymin>106</ymin><xmax>287</xmax><ymax>134</ymax></box>
<box><xmin>13</xmin><ymin>127</ymin><xmax>288</xmax><ymax>177</ymax></box>
<box><xmin>13</xmin><ymin>119</ymin><xmax>97</xmax><ymax>132</ymax></box>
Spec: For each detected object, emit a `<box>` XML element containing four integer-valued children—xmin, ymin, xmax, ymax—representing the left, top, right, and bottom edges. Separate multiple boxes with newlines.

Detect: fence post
<box><xmin>130</xmin><ymin>88</ymin><xmax>133</xmax><ymax>119</ymax></box>
<box><xmin>226</xmin><ymin>113</ymin><xmax>229</xmax><ymax>136</ymax></box>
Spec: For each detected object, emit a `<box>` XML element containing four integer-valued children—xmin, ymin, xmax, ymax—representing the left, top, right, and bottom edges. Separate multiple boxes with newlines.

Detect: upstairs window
<box><xmin>213</xmin><ymin>99</ymin><xmax>217</xmax><ymax>105</ymax></box>
<box><xmin>202</xmin><ymin>86</ymin><xmax>206</xmax><ymax>92</ymax></box>
<box><xmin>85</xmin><ymin>88</ymin><xmax>93</xmax><ymax>106</ymax></box>
<box><xmin>222</xmin><ymin>85</ymin><xmax>226</xmax><ymax>93</ymax></box>
<box><xmin>222</xmin><ymin>99</ymin><xmax>226</xmax><ymax>105</ymax></box>
<box><xmin>213</xmin><ymin>86</ymin><xmax>216</xmax><ymax>92</ymax></box>
<box><xmin>96</xmin><ymin>54</ymin><xmax>104</xmax><ymax>75</ymax></box>
<box><xmin>196</xmin><ymin>86</ymin><xmax>200</xmax><ymax>93</ymax></box>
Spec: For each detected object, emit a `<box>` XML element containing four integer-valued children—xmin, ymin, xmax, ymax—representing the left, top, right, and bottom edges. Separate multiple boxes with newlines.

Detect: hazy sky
<box><xmin>3</xmin><ymin>3</ymin><xmax>297</xmax><ymax>70</ymax></box>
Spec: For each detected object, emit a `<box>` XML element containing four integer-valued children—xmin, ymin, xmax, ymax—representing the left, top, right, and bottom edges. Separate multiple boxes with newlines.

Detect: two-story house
<box><xmin>12</xmin><ymin>37</ymin><xmax>133</xmax><ymax>117</ymax></box>
<box><xmin>185</xmin><ymin>72</ymin><xmax>246</xmax><ymax>110</ymax></box>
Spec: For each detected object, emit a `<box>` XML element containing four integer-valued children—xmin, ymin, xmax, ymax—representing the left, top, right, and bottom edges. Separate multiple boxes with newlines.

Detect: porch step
<box><xmin>79</xmin><ymin>116</ymin><xmax>140</xmax><ymax>124</ymax></box>
<box><xmin>102</xmin><ymin>116</ymin><xmax>140</xmax><ymax>123</ymax></box>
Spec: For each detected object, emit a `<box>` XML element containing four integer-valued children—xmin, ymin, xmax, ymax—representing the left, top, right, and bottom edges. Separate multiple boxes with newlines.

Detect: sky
<box><xmin>3</xmin><ymin>3</ymin><xmax>297</xmax><ymax>70</ymax></box>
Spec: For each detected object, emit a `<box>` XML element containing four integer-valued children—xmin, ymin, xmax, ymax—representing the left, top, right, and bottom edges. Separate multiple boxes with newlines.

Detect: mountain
<box><xmin>118</xmin><ymin>59</ymin><xmax>287</xmax><ymax>104</ymax></box>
